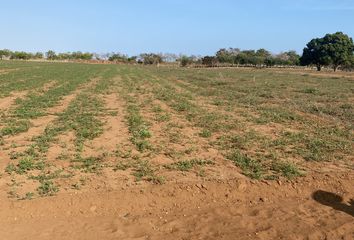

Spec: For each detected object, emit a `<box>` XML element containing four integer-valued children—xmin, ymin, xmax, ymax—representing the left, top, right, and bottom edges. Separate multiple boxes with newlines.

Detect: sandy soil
<box><xmin>0</xmin><ymin>171</ymin><xmax>353</xmax><ymax>240</ymax></box>
<box><xmin>0</xmin><ymin>74</ymin><xmax>353</xmax><ymax>240</ymax></box>
<box><xmin>0</xmin><ymin>91</ymin><xmax>27</xmax><ymax>111</ymax></box>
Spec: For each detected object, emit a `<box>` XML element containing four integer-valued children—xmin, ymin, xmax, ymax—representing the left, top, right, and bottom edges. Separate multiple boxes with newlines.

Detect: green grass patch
<box><xmin>227</xmin><ymin>151</ymin><xmax>263</xmax><ymax>179</ymax></box>
<box><xmin>165</xmin><ymin>159</ymin><xmax>214</xmax><ymax>171</ymax></box>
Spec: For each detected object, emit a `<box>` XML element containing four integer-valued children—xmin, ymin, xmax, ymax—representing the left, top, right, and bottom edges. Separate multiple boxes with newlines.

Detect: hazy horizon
<box><xmin>1</xmin><ymin>0</ymin><xmax>353</xmax><ymax>56</ymax></box>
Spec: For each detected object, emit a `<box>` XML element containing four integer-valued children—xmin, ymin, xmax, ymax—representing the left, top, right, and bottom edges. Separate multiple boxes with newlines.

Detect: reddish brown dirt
<box><xmin>0</xmin><ymin>92</ymin><xmax>81</xmax><ymax>170</ymax></box>
<box><xmin>0</xmin><ymin>91</ymin><xmax>27</xmax><ymax>111</ymax></box>
<box><xmin>0</xmin><ymin>171</ymin><xmax>352</xmax><ymax>240</ymax></box>
<box><xmin>82</xmin><ymin>93</ymin><xmax>133</xmax><ymax>159</ymax></box>
<box><xmin>1</xmin><ymin>75</ymin><xmax>353</xmax><ymax>239</ymax></box>
<box><xmin>0</xmin><ymin>78</ymin><xmax>98</xmax><ymax>170</ymax></box>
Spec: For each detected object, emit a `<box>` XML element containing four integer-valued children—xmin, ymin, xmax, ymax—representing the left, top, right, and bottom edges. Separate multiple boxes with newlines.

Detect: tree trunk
<box><xmin>333</xmin><ymin>65</ymin><xmax>338</xmax><ymax>72</ymax></box>
<box><xmin>316</xmin><ymin>64</ymin><xmax>322</xmax><ymax>71</ymax></box>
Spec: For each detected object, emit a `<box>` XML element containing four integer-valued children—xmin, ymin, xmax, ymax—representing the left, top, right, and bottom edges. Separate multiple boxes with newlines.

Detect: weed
<box><xmin>113</xmin><ymin>161</ymin><xmax>133</xmax><ymax>171</ymax></box>
<box><xmin>301</xmin><ymin>88</ymin><xmax>318</xmax><ymax>94</ymax></box>
<box><xmin>37</xmin><ymin>180</ymin><xmax>59</xmax><ymax>196</ymax></box>
<box><xmin>6</xmin><ymin>157</ymin><xmax>45</xmax><ymax>175</ymax></box>
<box><xmin>155</xmin><ymin>112</ymin><xmax>171</xmax><ymax>122</ymax></box>
<box><xmin>131</xmin><ymin>160</ymin><xmax>164</xmax><ymax>184</ymax></box>
<box><xmin>72</xmin><ymin>156</ymin><xmax>103</xmax><ymax>173</ymax></box>
<box><xmin>199</xmin><ymin>129</ymin><xmax>212</xmax><ymax>138</ymax></box>
<box><xmin>165</xmin><ymin>159</ymin><xmax>214</xmax><ymax>171</ymax></box>
<box><xmin>227</xmin><ymin>151</ymin><xmax>263</xmax><ymax>179</ymax></box>
<box><xmin>29</xmin><ymin>170</ymin><xmax>72</xmax><ymax>181</ymax></box>
<box><xmin>271</xmin><ymin>161</ymin><xmax>303</xmax><ymax>179</ymax></box>
<box><xmin>126</xmin><ymin>103</ymin><xmax>152</xmax><ymax>152</ymax></box>
<box><xmin>1</xmin><ymin>120</ymin><xmax>31</xmax><ymax>136</ymax></box>
<box><xmin>21</xmin><ymin>192</ymin><xmax>35</xmax><ymax>200</ymax></box>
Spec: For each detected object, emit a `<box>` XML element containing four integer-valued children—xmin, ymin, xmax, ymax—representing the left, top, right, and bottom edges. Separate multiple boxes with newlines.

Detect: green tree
<box><xmin>202</xmin><ymin>56</ymin><xmax>218</xmax><ymax>67</ymax></box>
<box><xmin>0</xmin><ymin>49</ymin><xmax>11</xmax><ymax>59</ymax></box>
<box><xmin>46</xmin><ymin>50</ymin><xmax>57</xmax><ymax>60</ymax></box>
<box><xmin>180</xmin><ymin>55</ymin><xmax>192</xmax><ymax>67</ymax></box>
<box><xmin>140</xmin><ymin>53</ymin><xmax>163</xmax><ymax>65</ymax></box>
<box><xmin>300</xmin><ymin>38</ymin><xmax>328</xmax><ymax>71</ymax></box>
<box><xmin>108</xmin><ymin>53</ymin><xmax>128</xmax><ymax>62</ymax></box>
<box><xmin>216</xmin><ymin>48</ymin><xmax>240</xmax><ymax>64</ymax></box>
<box><xmin>34</xmin><ymin>52</ymin><xmax>44</xmax><ymax>59</ymax></box>
<box><xmin>322</xmin><ymin>32</ymin><xmax>354</xmax><ymax>71</ymax></box>
<box><xmin>285</xmin><ymin>51</ymin><xmax>300</xmax><ymax>65</ymax></box>
<box><xmin>10</xmin><ymin>51</ymin><xmax>32</xmax><ymax>60</ymax></box>
<box><xmin>301</xmin><ymin>32</ymin><xmax>354</xmax><ymax>71</ymax></box>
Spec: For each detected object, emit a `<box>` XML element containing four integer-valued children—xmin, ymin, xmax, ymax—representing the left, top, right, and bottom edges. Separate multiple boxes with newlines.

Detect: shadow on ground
<box><xmin>312</xmin><ymin>190</ymin><xmax>354</xmax><ymax>217</ymax></box>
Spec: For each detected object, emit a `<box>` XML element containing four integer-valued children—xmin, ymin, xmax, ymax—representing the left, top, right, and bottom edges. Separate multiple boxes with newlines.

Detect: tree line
<box><xmin>0</xmin><ymin>50</ymin><xmax>93</xmax><ymax>61</ymax></box>
<box><xmin>1</xmin><ymin>32</ymin><xmax>353</xmax><ymax>71</ymax></box>
<box><xmin>184</xmin><ymin>32</ymin><xmax>354</xmax><ymax>71</ymax></box>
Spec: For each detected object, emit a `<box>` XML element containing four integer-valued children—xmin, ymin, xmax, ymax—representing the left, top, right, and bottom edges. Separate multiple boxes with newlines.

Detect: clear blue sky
<box><xmin>1</xmin><ymin>0</ymin><xmax>353</xmax><ymax>56</ymax></box>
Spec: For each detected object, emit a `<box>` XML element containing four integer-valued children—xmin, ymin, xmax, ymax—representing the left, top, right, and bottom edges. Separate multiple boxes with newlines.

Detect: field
<box><xmin>0</xmin><ymin>61</ymin><xmax>353</xmax><ymax>239</ymax></box>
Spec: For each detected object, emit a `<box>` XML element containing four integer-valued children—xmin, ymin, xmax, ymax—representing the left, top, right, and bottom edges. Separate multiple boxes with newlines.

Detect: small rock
<box><xmin>237</xmin><ymin>183</ymin><xmax>247</xmax><ymax>191</ymax></box>
<box><xmin>261</xmin><ymin>180</ymin><xmax>271</xmax><ymax>186</ymax></box>
<box><xmin>90</xmin><ymin>206</ymin><xmax>97</xmax><ymax>212</ymax></box>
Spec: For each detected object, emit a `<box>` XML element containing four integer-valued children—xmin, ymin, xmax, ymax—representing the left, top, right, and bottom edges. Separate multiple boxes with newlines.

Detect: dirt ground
<box><xmin>0</xmin><ymin>64</ymin><xmax>353</xmax><ymax>240</ymax></box>
<box><xmin>0</xmin><ymin>170</ymin><xmax>352</xmax><ymax>240</ymax></box>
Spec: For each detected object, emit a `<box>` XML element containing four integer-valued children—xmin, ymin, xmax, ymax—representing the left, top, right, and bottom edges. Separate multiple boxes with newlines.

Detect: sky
<box><xmin>0</xmin><ymin>0</ymin><xmax>353</xmax><ymax>56</ymax></box>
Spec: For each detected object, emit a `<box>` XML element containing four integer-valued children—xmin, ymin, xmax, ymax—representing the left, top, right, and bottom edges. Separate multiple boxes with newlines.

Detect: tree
<box><xmin>46</xmin><ymin>50</ymin><xmax>57</xmax><ymax>60</ymax></box>
<box><xmin>161</xmin><ymin>53</ymin><xmax>178</xmax><ymax>62</ymax></box>
<box><xmin>0</xmin><ymin>49</ymin><xmax>11</xmax><ymax>59</ymax></box>
<box><xmin>285</xmin><ymin>51</ymin><xmax>300</xmax><ymax>65</ymax></box>
<box><xmin>202</xmin><ymin>56</ymin><xmax>218</xmax><ymax>67</ymax></box>
<box><xmin>256</xmin><ymin>48</ymin><xmax>271</xmax><ymax>58</ymax></box>
<box><xmin>301</xmin><ymin>32</ymin><xmax>354</xmax><ymax>71</ymax></box>
<box><xmin>34</xmin><ymin>52</ymin><xmax>44</xmax><ymax>59</ymax></box>
<box><xmin>342</xmin><ymin>55</ymin><xmax>354</xmax><ymax>71</ymax></box>
<box><xmin>10</xmin><ymin>51</ymin><xmax>32</xmax><ymax>60</ymax></box>
<box><xmin>180</xmin><ymin>55</ymin><xmax>193</xmax><ymax>67</ymax></box>
<box><xmin>216</xmin><ymin>48</ymin><xmax>240</xmax><ymax>64</ymax></box>
<box><xmin>264</xmin><ymin>57</ymin><xmax>275</xmax><ymax>67</ymax></box>
<box><xmin>140</xmin><ymin>53</ymin><xmax>163</xmax><ymax>65</ymax></box>
<box><xmin>322</xmin><ymin>32</ymin><xmax>354</xmax><ymax>71</ymax></box>
<box><xmin>108</xmin><ymin>53</ymin><xmax>128</xmax><ymax>62</ymax></box>
<box><xmin>71</xmin><ymin>51</ymin><xmax>93</xmax><ymax>60</ymax></box>
<box><xmin>300</xmin><ymin>38</ymin><xmax>328</xmax><ymax>71</ymax></box>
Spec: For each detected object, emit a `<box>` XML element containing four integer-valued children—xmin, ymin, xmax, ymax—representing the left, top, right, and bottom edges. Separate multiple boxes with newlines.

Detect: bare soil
<box><xmin>0</xmin><ymin>91</ymin><xmax>27</xmax><ymax>111</ymax></box>
<box><xmin>0</xmin><ymin>171</ymin><xmax>353</xmax><ymax>240</ymax></box>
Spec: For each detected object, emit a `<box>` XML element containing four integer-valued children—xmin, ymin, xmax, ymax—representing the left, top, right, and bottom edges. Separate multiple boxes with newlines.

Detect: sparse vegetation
<box><xmin>165</xmin><ymin>159</ymin><xmax>214</xmax><ymax>172</ymax></box>
<box><xmin>0</xmin><ymin>61</ymin><xmax>353</xmax><ymax>199</ymax></box>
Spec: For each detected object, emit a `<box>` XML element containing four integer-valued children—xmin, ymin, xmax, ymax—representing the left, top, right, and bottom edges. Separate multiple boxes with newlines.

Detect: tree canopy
<box><xmin>139</xmin><ymin>53</ymin><xmax>162</xmax><ymax>65</ymax></box>
<box><xmin>300</xmin><ymin>32</ymin><xmax>354</xmax><ymax>71</ymax></box>
<box><xmin>214</xmin><ymin>48</ymin><xmax>300</xmax><ymax>67</ymax></box>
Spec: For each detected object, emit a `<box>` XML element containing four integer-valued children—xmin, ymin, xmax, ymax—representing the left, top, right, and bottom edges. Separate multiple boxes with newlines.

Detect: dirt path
<box><xmin>0</xmin><ymin>171</ymin><xmax>352</xmax><ymax>240</ymax></box>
